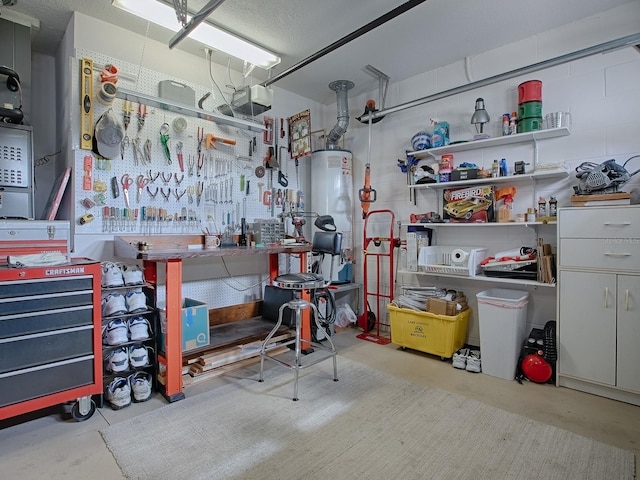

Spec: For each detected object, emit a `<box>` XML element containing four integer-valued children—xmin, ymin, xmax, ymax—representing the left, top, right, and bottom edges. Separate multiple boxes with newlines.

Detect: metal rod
<box><xmin>169</xmin><ymin>0</ymin><xmax>227</xmax><ymax>49</ymax></box>
<box><xmin>262</xmin><ymin>0</ymin><xmax>427</xmax><ymax>87</ymax></box>
<box><xmin>360</xmin><ymin>32</ymin><xmax>640</xmax><ymax>122</ymax></box>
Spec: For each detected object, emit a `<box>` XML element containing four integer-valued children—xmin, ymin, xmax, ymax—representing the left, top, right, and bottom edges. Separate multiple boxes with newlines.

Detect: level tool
<box><xmin>80</xmin><ymin>58</ymin><xmax>94</xmax><ymax>150</ymax></box>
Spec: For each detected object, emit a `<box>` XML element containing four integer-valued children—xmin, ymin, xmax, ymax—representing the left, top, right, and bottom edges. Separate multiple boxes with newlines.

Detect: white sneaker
<box><xmin>102</xmin><ymin>318</ymin><xmax>129</xmax><ymax>346</ymax></box>
<box><xmin>101</xmin><ymin>261</ymin><xmax>124</xmax><ymax>288</ymax></box>
<box><xmin>129</xmin><ymin>344</ymin><xmax>150</xmax><ymax>368</ymax></box>
<box><xmin>128</xmin><ymin>316</ymin><xmax>151</xmax><ymax>341</ymax></box>
<box><xmin>466</xmin><ymin>350</ymin><xmax>482</xmax><ymax>373</ymax></box>
<box><xmin>102</xmin><ymin>293</ymin><xmax>127</xmax><ymax>317</ymax></box>
<box><xmin>452</xmin><ymin>347</ymin><xmax>469</xmax><ymax>369</ymax></box>
<box><xmin>125</xmin><ymin>289</ymin><xmax>147</xmax><ymax>313</ymax></box>
<box><xmin>106</xmin><ymin>377</ymin><xmax>131</xmax><ymax>410</ymax></box>
<box><xmin>129</xmin><ymin>371</ymin><xmax>152</xmax><ymax>402</ymax></box>
<box><xmin>121</xmin><ymin>264</ymin><xmax>144</xmax><ymax>286</ymax></box>
<box><xmin>106</xmin><ymin>347</ymin><xmax>129</xmax><ymax>372</ymax></box>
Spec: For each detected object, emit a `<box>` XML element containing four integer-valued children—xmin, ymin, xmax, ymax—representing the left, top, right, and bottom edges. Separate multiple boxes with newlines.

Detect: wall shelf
<box><xmin>116</xmin><ymin>88</ymin><xmax>266</xmax><ymax>134</ymax></box>
<box><xmin>409</xmin><ymin>168</ymin><xmax>569</xmax><ymax>190</ymax></box>
<box><xmin>397</xmin><ymin>269</ymin><xmax>555</xmax><ymax>288</ymax></box>
<box><xmin>402</xmin><ymin>221</ymin><xmax>557</xmax><ymax>228</ymax></box>
<box><xmin>407</xmin><ymin>127</ymin><xmax>570</xmax><ymax>159</ymax></box>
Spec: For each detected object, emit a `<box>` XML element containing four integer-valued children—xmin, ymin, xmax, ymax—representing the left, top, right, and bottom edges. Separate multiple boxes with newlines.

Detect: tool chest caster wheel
<box><xmin>71</xmin><ymin>397</ymin><xmax>96</xmax><ymax>422</ymax></box>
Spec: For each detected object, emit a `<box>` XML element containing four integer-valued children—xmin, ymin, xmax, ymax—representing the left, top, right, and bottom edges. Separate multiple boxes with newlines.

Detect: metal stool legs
<box><xmin>259</xmin><ymin>291</ymin><xmax>338</xmax><ymax>401</ymax></box>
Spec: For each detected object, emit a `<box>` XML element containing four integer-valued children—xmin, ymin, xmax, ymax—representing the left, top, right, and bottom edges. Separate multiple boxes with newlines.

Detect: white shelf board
<box><xmin>402</xmin><ymin>221</ymin><xmax>557</xmax><ymax>228</ymax></box>
<box><xmin>116</xmin><ymin>87</ymin><xmax>266</xmax><ymax>133</ymax></box>
<box><xmin>408</xmin><ymin>168</ymin><xmax>569</xmax><ymax>190</ymax></box>
<box><xmin>397</xmin><ymin>269</ymin><xmax>555</xmax><ymax>288</ymax></box>
<box><xmin>407</xmin><ymin>127</ymin><xmax>570</xmax><ymax>159</ymax></box>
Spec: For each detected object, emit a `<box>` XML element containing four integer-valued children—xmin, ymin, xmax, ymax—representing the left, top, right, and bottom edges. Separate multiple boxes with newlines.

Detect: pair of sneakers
<box><xmin>101</xmin><ymin>290</ymin><xmax>148</xmax><ymax>317</ymax></box>
<box><xmin>101</xmin><ymin>262</ymin><xmax>145</xmax><ymax>288</ymax></box>
<box><xmin>102</xmin><ymin>317</ymin><xmax>152</xmax><ymax>346</ymax></box>
<box><xmin>105</xmin><ymin>372</ymin><xmax>153</xmax><ymax>409</ymax></box>
<box><xmin>452</xmin><ymin>348</ymin><xmax>481</xmax><ymax>373</ymax></box>
<box><xmin>106</xmin><ymin>344</ymin><xmax>151</xmax><ymax>372</ymax></box>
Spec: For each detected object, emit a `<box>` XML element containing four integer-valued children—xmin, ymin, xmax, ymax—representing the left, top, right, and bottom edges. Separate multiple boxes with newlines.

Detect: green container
<box><xmin>517</xmin><ymin>116</ymin><xmax>543</xmax><ymax>133</ymax></box>
<box><xmin>518</xmin><ymin>101</ymin><xmax>542</xmax><ymax>119</ymax></box>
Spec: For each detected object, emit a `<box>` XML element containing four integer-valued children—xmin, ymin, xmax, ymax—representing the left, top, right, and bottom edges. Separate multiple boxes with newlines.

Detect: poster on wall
<box><xmin>289</xmin><ymin>109</ymin><xmax>311</xmax><ymax>159</ymax></box>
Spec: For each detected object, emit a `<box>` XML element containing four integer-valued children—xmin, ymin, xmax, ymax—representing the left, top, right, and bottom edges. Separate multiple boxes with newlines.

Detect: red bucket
<box><xmin>518</xmin><ymin>80</ymin><xmax>542</xmax><ymax>103</ymax></box>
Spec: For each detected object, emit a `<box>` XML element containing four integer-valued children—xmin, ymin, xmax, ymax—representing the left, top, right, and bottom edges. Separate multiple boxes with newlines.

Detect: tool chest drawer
<box><xmin>559</xmin><ymin>239</ymin><xmax>640</xmax><ymax>270</ymax></box>
<box><xmin>0</xmin><ymin>357</ymin><xmax>94</xmax><ymax>408</ymax></box>
<box><xmin>558</xmin><ymin>205</ymin><xmax>640</xmax><ymax>239</ymax></box>
<box><xmin>0</xmin><ymin>305</ymin><xmax>93</xmax><ymax>339</ymax></box>
<box><xmin>0</xmin><ymin>290</ymin><xmax>94</xmax><ymax>316</ymax></box>
<box><xmin>0</xmin><ymin>276</ymin><xmax>92</xmax><ymax>298</ymax></box>
<box><xmin>0</xmin><ymin>326</ymin><xmax>94</xmax><ymax>374</ymax></box>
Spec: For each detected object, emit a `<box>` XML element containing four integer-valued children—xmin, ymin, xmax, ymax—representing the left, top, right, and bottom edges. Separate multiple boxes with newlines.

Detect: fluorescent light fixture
<box><xmin>112</xmin><ymin>0</ymin><xmax>281</xmax><ymax>69</ymax></box>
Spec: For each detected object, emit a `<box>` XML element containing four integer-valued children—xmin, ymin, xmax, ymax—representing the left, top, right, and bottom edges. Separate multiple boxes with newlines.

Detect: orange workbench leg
<box><xmin>164</xmin><ymin>259</ymin><xmax>185</xmax><ymax>402</ymax></box>
<box><xmin>299</xmin><ymin>252</ymin><xmax>311</xmax><ymax>343</ymax></box>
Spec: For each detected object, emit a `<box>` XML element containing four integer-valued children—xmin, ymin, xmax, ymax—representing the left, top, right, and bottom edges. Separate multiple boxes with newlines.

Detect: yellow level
<box><xmin>80</xmin><ymin>58</ymin><xmax>93</xmax><ymax>150</ymax></box>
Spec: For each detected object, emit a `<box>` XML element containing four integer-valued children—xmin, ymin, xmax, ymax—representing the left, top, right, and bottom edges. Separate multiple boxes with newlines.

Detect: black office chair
<box><xmin>259</xmin><ymin>230</ymin><xmax>342</xmax><ymax>401</ymax></box>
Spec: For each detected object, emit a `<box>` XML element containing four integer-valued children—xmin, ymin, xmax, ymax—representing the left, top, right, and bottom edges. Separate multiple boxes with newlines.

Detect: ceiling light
<box><xmin>112</xmin><ymin>0</ymin><xmax>281</xmax><ymax>70</ymax></box>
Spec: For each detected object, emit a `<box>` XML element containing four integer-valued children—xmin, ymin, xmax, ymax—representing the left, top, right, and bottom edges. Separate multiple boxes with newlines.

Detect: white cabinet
<box><xmin>557</xmin><ymin>205</ymin><xmax>640</xmax><ymax>405</ymax></box>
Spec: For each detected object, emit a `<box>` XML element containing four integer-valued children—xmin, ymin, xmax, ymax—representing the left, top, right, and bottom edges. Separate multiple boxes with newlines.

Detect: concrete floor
<box><xmin>1</xmin><ymin>328</ymin><xmax>638</xmax><ymax>479</ymax></box>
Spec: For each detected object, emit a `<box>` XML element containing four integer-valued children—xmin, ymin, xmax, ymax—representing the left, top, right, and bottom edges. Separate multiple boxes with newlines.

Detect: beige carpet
<box><xmin>102</xmin><ymin>356</ymin><xmax>635</xmax><ymax>480</ymax></box>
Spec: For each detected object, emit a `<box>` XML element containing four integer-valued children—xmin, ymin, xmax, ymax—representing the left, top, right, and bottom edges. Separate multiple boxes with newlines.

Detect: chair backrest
<box><xmin>312</xmin><ymin>231</ymin><xmax>342</xmax><ymax>256</ymax></box>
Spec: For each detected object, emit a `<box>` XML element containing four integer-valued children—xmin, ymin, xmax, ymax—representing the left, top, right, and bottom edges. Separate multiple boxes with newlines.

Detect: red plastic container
<box><xmin>518</xmin><ymin>80</ymin><xmax>542</xmax><ymax>103</ymax></box>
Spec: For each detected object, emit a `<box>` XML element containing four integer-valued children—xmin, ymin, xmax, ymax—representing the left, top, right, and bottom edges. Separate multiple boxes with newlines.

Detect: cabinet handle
<box><xmin>603</xmin><ymin>252</ymin><xmax>631</xmax><ymax>257</ymax></box>
<box><xmin>603</xmin><ymin>221</ymin><xmax>631</xmax><ymax>226</ymax></box>
<box><xmin>625</xmin><ymin>289</ymin><xmax>630</xmax><ymax>311</ymax></box>
<box><xmin>604</xmin><ymin>287</ymin><xmax>609</xmax><ymax>308</ymax></box>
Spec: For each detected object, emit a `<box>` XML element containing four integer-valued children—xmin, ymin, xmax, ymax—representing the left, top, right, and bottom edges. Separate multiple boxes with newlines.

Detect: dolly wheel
<box><xmin>71</xmin><ymin>399</ymin><xmax>96</xmax><ymax>422</ymax></box>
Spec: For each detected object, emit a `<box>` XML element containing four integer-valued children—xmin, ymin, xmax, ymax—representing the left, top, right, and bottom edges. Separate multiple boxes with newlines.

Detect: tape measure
<box><xmin>80</xmin><ymin>58</ymin><xmax>94</xmax><ymax>150</ymax></box>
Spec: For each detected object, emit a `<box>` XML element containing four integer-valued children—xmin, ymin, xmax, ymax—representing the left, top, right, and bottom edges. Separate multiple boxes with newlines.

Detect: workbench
<box><xmin>114</xmin><ymin>235</ymin><xmax>312</xmax><ymax>402</ymax></box>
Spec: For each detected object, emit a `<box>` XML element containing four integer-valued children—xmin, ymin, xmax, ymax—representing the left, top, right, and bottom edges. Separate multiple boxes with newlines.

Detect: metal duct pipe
<box><xmin>360</xmin><ymin>32</ymin><xmax>640</xmax><ymax>122</ymax></box>
<box><xmin>326</xmin><ymin>80</ymin><xmax>354</xmax><ymax>150</ymax></box>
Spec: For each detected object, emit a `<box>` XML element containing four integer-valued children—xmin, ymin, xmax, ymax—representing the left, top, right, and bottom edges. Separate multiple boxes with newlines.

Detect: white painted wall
<box><xmin>332</xmin><ymin>2</ymin><xmax>640</xmax><ymax>345</ymax></box>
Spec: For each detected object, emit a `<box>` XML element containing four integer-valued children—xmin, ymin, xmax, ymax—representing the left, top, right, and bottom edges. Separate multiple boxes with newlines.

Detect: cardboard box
<box><xmin>427</xmin><ymin>297</ymin><xmax>468</xmax><ymax>316</ymax></box>
<box><xmin>443</xmin><ymin>185</ymin><xmax>495</xmax><ymax>223</ymax></box>
<box><xmin>159</xmin><ymin>298</ymin><xmax>210</xmax><ymax>352</ymax></box>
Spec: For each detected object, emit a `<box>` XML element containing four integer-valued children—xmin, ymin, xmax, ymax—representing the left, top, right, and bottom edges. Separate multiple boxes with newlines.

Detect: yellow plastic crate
<box><xmin>388</xmin><ymin>304</ymin><xmax>470</xmax><ymax>359</ymax></box>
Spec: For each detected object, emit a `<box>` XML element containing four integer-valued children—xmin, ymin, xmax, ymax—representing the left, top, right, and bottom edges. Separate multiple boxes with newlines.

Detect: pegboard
<box><xmin>72</xmin><ymin>49</ymin><xmax>301</xmax><ymax>240</ymax></box>
<box><xmin>155</xmin><ymin>276</ymin><xmax>265</xmax><ymax>310</ymax></box>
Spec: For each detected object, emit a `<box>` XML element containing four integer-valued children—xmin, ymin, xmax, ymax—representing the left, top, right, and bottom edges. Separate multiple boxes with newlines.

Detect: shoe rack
<box><xmin>100</xmin><ymin>266</ymin><xmax>158</xmax><ymax>409</ymax></box>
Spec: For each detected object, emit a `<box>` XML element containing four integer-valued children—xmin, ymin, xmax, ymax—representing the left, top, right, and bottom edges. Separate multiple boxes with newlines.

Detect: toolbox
<box><xmin>0</xmin><ymin>220</ymin><xmax>71</xmax><ymax>263</ymax></box>
<box><xmin>388</xmin><ymin>304</ymin><xmax>470</xmax><ymax>359</ymax></box>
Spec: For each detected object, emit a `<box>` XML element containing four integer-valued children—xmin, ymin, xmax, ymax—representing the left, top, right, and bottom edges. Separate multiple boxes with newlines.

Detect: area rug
<box><xmin>102</xmin><ymin>357</ymin><xmax>635</xmax><ymax>480</ymax></box>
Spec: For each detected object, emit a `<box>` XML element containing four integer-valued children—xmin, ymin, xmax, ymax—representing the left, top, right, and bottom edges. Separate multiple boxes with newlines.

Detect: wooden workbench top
<box><xmin>114</xmin><ymin>235</ymin><xmax>311</xmax><ymax>261</ymax></box>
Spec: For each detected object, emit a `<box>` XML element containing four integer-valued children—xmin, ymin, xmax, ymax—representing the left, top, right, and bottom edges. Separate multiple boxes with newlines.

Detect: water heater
<box><xmin>310</xmin><ymin>149</ymin><xmax>353</xmax><ymax>282</ymax></box>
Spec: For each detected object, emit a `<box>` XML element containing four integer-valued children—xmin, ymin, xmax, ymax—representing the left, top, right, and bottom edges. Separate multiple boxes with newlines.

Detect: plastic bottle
<box><xmin>509</xmin><ymin>112</ymin><xmax>518</xmax><ymax>135</ymax></box>
<box><xmin>500</xmin><ymin>158</ymin><xmax>508</xmax><ymax>176</ymax></box>
<box><xmin>538</xmin><ymin>197</ymin><xmax>547</xmax><ymax>217</ymax></box>
<box><xmin>491</xmin><ymin>159</ymin><xmax>500</xmax><ymax>178</ymax></box>
<box><xmin>502</xmin><ymin>114</ymin><xmax>510</xmax><ymax>136</ymax></box>
<box><xmin>549</xmin><ymin>196</ymin><xmax>558</xmax><ymax>217</ymax></box>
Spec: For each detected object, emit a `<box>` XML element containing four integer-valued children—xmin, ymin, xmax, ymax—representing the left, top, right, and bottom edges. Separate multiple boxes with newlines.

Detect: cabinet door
<box><xmin>558</xmin><ymin>271</ymin><xmax>616</xmax><ymax>385</ymax></box>
<box><xmin>617</xmin><ymin>275</ymin><xmax>640</xmax><ymax>392</ymax></box>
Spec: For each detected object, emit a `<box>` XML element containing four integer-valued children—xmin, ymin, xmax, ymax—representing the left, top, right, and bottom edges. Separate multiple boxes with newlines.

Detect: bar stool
<box><xmin>259</xmin><ymin>231</ymin><xmax>342</xmax><ymax>401</ymax></box>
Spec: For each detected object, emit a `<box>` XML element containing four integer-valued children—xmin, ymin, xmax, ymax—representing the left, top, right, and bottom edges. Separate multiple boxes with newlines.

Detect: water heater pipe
<box><xmin>326</xmin><ymin>80</ymin><xmax>354</xmax><ymax>150</ymax></box>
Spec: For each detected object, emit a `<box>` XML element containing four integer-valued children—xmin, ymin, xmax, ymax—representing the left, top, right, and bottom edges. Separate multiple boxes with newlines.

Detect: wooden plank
<box><xmin>209</xmin><ymin>302</ymin><xmax>261</xmax><ymax>326</ymax></box>
<box><xmin>183</xmin><ymin>346</ymin><xmax>290</xmax><ymax>385</ymax></box>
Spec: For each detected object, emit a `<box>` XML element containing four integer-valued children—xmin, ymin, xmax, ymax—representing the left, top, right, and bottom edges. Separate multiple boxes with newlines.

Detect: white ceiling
<box><xmin>1</xmin><ymin>0</ymin><xmax>634</xmax><ymax>104</ymax></box>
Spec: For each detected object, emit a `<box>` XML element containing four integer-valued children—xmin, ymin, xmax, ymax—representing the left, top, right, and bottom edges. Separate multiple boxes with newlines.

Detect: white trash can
<box><xmin>476</xmin><ymin>288</ymin><xmax>529</xmax><ymax>380</ymax></box>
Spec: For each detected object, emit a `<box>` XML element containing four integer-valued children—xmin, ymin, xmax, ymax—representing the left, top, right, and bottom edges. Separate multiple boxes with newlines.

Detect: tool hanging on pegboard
<box><xmin>80</xmin><ymin>58</ymin><xmax>94</xmax><ymax>150</ymax></box>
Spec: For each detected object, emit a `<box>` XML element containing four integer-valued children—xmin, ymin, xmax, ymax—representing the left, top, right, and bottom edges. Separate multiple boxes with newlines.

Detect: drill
<box><xmin>292</xmin><ymin>217</ymin><xmax>306</xmax><ymax>242</ymax></box>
